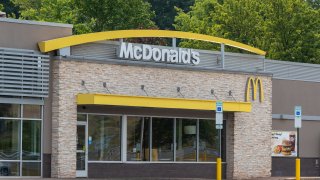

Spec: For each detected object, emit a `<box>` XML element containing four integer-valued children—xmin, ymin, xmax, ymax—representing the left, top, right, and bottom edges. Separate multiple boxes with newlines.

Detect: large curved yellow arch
<box><xmin>38</xmin><ymin>30</ymin><xmax>266</xmax><ymax>55</ymax></box>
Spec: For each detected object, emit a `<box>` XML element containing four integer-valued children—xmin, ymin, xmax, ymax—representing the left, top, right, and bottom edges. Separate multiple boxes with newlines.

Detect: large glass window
<box><xmin>0</xmin><ymin>104</ymin><xmax>20</xmax><ymax>118</ymax></box>
<box><xmin>176</xmin><ymin>119</ymin><xmax>197</xmax><ymax>161</ymax></box>
<box><xmin>0</xmin><ymin>162</ymin><xmax>20</xmax><ymax>176</ymax></box>
<box><xmin>127</xmin><ymin>117</ymin><xmax>150</xmax><ymax>161</ymax></box>
<box><xmin>0</xmin><ymin>119</ymin><xmax>20</xmax><ymax>160</ymax></box>
<box><xmin>22</xmin><ymin>121</ymin><xmax>41</xmax><ymax>160</ymax></box>
<box><xmin>22</xmin><ymin>162</ymin><xmax>40</xmax><ymax>176</ymax></box>
<box><xmin>199</xmin><ymin>119</ymin><xmax>218</xmax><ymax>162</ymax></box>
<box><xmin>80</xmin><ymin>113</ymin><xmax>225</xmax><ymax>163</ymax></box>
<box><xmin>152</xmin><ymin>118</ymin><xmax>174</xmax><ymax>161</ymax></box>
<box><xmin>88</xmin><ymin>115</ymin><xmax>121</xmax><ymax>161</ymax></box>
<box><xmin>23</xmin><ymin>105</ymin><xmax>41</xmax><ymax>119</ymax></box>
<box><xmin>0</xmin><ymin>104</ymin><xmax>42</xmax><ymax>177</ymax></box>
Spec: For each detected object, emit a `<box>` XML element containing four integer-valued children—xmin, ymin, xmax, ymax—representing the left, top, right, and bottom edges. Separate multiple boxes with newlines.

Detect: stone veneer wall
<box><xmin>51</xmin><ymin>59</ymin><xmax>272</xmax><ymax>179</ymax></box>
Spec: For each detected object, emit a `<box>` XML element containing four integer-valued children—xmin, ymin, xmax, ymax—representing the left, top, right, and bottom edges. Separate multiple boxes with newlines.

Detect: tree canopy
<box><xmin>174</xmin><ymin>0</ymin><xmax>320</xmax><ymax>63</ymax></box>
<box><xmin>11</xmin><ymin>0</ymin><xmax>156</xmax><ymax>34</ymax></box>
<box><xmin>147</xmin><ymin>0</ymin><xmax>194</xmax><ymax>30</ymax></box>
<box><xmin>1</xmin><ymin>0</ymin><xmax>319</xmax><ymax>63</ymax></box>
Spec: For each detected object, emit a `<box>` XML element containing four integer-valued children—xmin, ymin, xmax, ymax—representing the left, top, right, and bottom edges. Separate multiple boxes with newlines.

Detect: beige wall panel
<box><xmin>0</xmin><ymin>21</ymin><xmax>72</xmax><ymax>50</ymax></box>
<box><xmin>273</xmin><ymin>79</ymin><xmax>320</xmax><ymax>116</ymax></box>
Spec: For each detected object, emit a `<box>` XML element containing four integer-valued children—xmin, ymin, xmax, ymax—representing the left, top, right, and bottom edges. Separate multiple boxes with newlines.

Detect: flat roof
<box><xmin>0</xmin><ymin>18</ymin><xmax>73</xmax><ymax>28</ymax></box>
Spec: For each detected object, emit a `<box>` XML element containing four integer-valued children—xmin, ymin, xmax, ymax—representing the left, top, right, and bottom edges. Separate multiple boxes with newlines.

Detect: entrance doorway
<box><xmin>76</xmin><ymin>122</ymin><xmax>88</xmax><ymax>177</ymax></box>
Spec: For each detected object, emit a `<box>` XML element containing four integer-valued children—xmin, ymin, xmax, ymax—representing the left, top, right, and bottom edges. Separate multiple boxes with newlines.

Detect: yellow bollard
<box><xmin>217</xmin><ymin>157</ymin><xmax>222</xmax><ymax>180</ymax></box>
<box><xmin>296</xmin><ymin>158</ymin><xmax>300</xmax><ymax>180</ymax></box>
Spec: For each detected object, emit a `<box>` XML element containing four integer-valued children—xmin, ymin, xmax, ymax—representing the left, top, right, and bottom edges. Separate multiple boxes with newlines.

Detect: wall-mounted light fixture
<box><xmin>228</xmin><ymin>90</ymin><xmax>237</xmax><ymax>101</ymax></box>
<box><xmin>141</xmin><ymin>85</ymin><xmax>148</xmax><ymax>96</ymax></box>
<box><xmin>103</xmin><ymin>82</ymin><xmax>111</xmax><ymax>94</ymax></box>
<box><xmin>211</xmin><ymin>89</ymin><xmax>219</xmax><ymax>100</ymax></box>
<box><xmin>81</xmin><ymin>80</ymin><xmax>85</xmax><ymax>86</ymax></box>
<box><xmin>177</xmin><ymin>87</ymin><xmax>184</xmax><ymax>97</ymax></box>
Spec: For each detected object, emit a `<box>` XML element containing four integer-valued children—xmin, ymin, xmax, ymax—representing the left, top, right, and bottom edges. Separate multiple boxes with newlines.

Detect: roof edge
<box><xmin>0</xmin><ymin>18</ymin><xmax>73</xmax><ymax>28</ymax></box>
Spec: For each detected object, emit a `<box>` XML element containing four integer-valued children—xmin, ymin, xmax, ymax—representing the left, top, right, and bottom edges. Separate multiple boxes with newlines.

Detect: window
<box><xmin>127</xmin><ymin>117</ymin><xmax>150</xmax><ymax>161</ymax></box>
<box><xmin>80</xmin><ymin>113</ymin><xmax>225</xmax><ymax>163</ymax></box>
<box><xmin>199</xmin><ymin>119</ymin><xmax>218</xmax><ymax>162</ymax></box>
<box><xmin>23</xmin><ymin>105</ymin><xmax>41</xmax><ymax>119</ymax></box>
<box><xmin>0</xmin><ymin>104</ymin><xmax>42</xmax><ymax>177</ymax></box>
<box><xmin>22</xmin><ymin>121</ymin><xmax>41</xmax><ymax>160</ymax></box>
<box><xmin>77</xmin><ymin>114</ymin><xmax>87</xmax><ymax>122</ymax></box>
<box><xmin>176</xmin><ymin>118</ymin><xmax>197</xmax><ymax>161</ymax></box>
<box><xmin>0</xmin><ymin>119</ymin><xmax>20</xmax><ymax>160</ymax></box>
<box><xmin>152</xmin><ymin>117</ymin><xmax>174</xmax><ymax>161</ymax></box>
<box><xmin>0</xmin><ymin>104</ymin><xmax>20</xmax><ymax>118</ymax></box>
<box><xmin>88</xmin><ymin>115</ymin><xmax>121</xmax><ymax>161</ymax></box>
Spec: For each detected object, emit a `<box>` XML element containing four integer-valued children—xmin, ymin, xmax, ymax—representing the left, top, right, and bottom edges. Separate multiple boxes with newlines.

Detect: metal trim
<box><xmin>0</xmin><ymin>18</ymin><xmax>73</xmax><ymax>28</ymax></box>
<box><xmin>0</xmin><ymin>98</ymin><xmax>44</xmax><ymax>105</ymax></box>
<box><xmin>273</xmin><ymin>114</ymin><xmax>320</xmax><ymax>121</ymax></box>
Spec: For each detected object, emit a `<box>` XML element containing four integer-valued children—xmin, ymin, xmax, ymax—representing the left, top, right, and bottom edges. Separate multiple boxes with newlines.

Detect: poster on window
<box><xmin>271</xmin><ymin>131</ymin><xmax>297</xmax><ymax>157</ymax></box>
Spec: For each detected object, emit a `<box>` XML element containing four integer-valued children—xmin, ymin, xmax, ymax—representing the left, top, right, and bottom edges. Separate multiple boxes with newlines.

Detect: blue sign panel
<box><xmin>216</xmin><ymin>101</ymin><xmax>223</xmax><ymax>113</ymax></box>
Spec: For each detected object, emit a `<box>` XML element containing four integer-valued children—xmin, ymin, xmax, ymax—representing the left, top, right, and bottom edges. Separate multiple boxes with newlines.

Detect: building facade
<box><xmin>0</xmin><ymin>18</ymin><xmax>319</xmax><ymax>179</ymax></box>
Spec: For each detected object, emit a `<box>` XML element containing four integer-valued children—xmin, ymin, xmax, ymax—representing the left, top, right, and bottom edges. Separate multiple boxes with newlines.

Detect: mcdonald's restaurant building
<box><xmin>0</xmin><ymin>18</ymin><xmax>319</xmax><ymax>179</ymax></box>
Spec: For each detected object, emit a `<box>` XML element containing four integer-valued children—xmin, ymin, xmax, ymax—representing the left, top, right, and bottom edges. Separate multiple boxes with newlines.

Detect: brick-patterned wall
<box><xmin>51</xmin><ymin>59</ymin><xmax>272</xmax><ymax>178</ymax></box>
<box><xmin>232</xmin><ymin>79</ymin><xmax>272</xmax><ymax>179</ymax></box>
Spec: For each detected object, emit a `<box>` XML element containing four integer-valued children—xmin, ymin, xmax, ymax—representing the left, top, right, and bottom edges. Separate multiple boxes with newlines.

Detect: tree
<box><xmin>74</xmin><ymin>0</ymin><xmax>156</xmax><ymax>32</ymax></box>
<box><xmin>174</xmin><ymin>0</ymin><xmax>320</xmax><ymax>63</ymax></box>
<box><xmin>263</xmin><ymin>0</ymin><xmax>320</xmax><ymax>63</ymax></box>
<box><xmin>13</xmin><ymin>0</ymin><xmax>156</xmax><ymax>34</ymax></box>
<box><xmin>148</xmin><ymin>0</ymin><xmax>194</xmax><ymax>30</ymax></box>
<box><xmin>0</xmin><ymin>0</ymin><xmax>20</xmax><ymax>18</ymax></box>
<box><xmin>12</xmin><ymin>0</ymin><xmax>85</xmax><ymax>32</ymax></box>
<box><xmin>307</xmin><ymin>0</ymin><xmax>320</xmax><ymax>9</ymax></box>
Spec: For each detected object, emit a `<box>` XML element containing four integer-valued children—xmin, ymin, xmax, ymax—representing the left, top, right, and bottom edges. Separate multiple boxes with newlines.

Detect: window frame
<box><xmin>0</xmin><ymin>104</ymin><xmax>43</xmax><ymax>177</ymax></box>
<box><xmin>79</xmin><ymin>112</ymin><xmax>226</xmax><ymax>164</ymax></box>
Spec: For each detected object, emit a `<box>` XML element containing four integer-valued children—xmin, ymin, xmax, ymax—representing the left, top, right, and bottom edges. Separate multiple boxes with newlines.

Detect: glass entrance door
<box><xmin>76</xmin><ymin>122</ymin><xmax>87</xmax><ymax>177</ymax></box>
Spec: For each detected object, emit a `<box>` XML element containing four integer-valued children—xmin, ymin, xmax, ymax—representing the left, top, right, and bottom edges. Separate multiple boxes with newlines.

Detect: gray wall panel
<box><xmin>0</xmin><ymin>47</ymin><xmax>50</xmax><ymax>97</ymax></box>
<box><xmin>71</xmin><ymin>41</ymin><xmax>249</xmax><ymax>70</ymax></box>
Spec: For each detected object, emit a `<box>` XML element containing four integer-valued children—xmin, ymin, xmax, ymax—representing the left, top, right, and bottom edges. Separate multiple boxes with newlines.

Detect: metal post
<box><xmin>296</xmin><ymin>128</ymin><xmax>300</xmax><ymax>180</ymax></box>
<box><xmin>221</xmin><ymin>44</ymin><xmax>225</xmax><ymax>69</ymax></box>
<box><xmin>216</xmin><ymin>129</ymin><xmax>222</xmax><ymax>180</ymax></box>
<box><xmin>172</xmin><ymin>38</ymin><xmax>176</xmax><ymax>48</ymax></box>
<box><xmin>297</xmin><ymin>128</ymin><xmax>299</xmax><ymax>157</ymax></box>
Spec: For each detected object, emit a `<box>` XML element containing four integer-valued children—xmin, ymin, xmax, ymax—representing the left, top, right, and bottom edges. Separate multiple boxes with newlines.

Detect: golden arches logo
<box><xmin>245</xmin><ymin>77</ymin><xmax>264</xmax><ymax>102</ymax></box>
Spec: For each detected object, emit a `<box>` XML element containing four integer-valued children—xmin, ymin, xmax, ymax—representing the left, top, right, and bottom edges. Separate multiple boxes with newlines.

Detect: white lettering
<box><xmin>119</xmin><ymin>43</ymin><xmax>133</xmax><ymax>59</ymax></box>
<box><xmin>119</xmin><ymin>42</ymin><xmax>200</xmax><ymax>65</ymax></box>
<box><xmin>152</xmin><ymin>48</ymin><xmax>161</xmax><ymax>61</ymax></box>
<box><xmin>170</xmin><ymin>50</ymin><xmax>178</xmax><ymax>63</ymax></box>
<box><xmin>161</xmin><ymin>49</ymin><xmax>170</xmax><ymax>62</ymax></box>
<box><xmin>142</xmin><ymin>44</ymin><xmax>152</xmax><ymax>60</ymax></box>
<box><xmin>133</xmin><ymin>46</ymin><xmax>142</xmax><ymax>60</ymax></box>
<box><xmin>182</xmin><ymin>49</ymin><xmax>191</xmax><ymax>64</ymax></box>
<box><xmin>191</xmin><ymin>51</ymin><xmax>200</xmax><ymax>65</ymax></box>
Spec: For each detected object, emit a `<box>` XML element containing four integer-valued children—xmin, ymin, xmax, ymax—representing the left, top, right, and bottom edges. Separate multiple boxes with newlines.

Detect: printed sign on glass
<box><xmin>271</xmin><ymin>131</ymin><xmax>297</xmax><ymax>157</ymax></box>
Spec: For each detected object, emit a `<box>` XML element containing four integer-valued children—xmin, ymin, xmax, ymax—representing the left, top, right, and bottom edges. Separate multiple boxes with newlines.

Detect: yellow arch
<box><xmin>38</xmin><ymin>30</ymin><xmax>266</xmax><ymax>55</ymax></box>
<box><xmin>245</xmin><ymin>77</ymin><xmax>264</xmax><ymax>102</ymax></box>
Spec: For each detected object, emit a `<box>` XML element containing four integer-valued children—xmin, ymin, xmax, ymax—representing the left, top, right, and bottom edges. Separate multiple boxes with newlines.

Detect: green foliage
<box><xmin>264</xmin><ymin>0</ymin><xmax>320</xmax><ymax>63</ymax></box>
<box><xmin>12</xmin><ymin>0</ymin><xmax>156</xmax><ymax>34</ymax></box>
<box><xmin>13</xmin><ymin>0</ymin><xmax>79</xmax><ymax>26</ymax></box>
<box><xmin>307</xmin><ymin>0</ymin><xmax>320</xmax><ymax>9</ymax></box>
<box><xmin>148</xmin><ymin>0</ymin><xmax>194</xmax><ymax>30</ymax></box>
<box><xmin>0</xmin><ymin>0</ymin><xmax>19</xmax><ymax>18</ymax></box>
<box><xmin>74</xmin><ymin>0</ymin><xmax>156</xmax><ymax>32</ymax></box>
<box><xmin>174</xmin><ymin>0</ymin><xmax>320</xmax><ymax>63</ymax></box>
